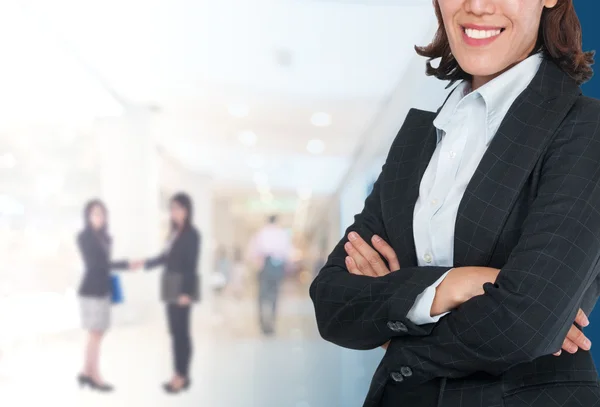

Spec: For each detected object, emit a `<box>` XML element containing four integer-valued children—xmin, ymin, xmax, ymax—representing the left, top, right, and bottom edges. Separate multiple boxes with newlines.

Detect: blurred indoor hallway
<box><xmin>0</xmin><ymin>280</ymin><xmax>382</xmax><ymax>407</ymax></box>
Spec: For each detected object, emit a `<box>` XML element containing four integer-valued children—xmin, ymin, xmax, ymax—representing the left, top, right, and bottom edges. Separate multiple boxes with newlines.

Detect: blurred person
<box><xmin>228</xmin><ymin>247</ymin><xmax>247</xmax><ymax>299</ymax></box>
<box><xmin>249</xmin><ymin>215</ymin><xmax>291</xmax><ymax>336</ymax></box>
<box><xmin>310</xmin><ymin>1</ymin><xmax>600</xmax><ymax>406</ymax></box>
<box><xmin>214</xmin><ymin>246</ymin><xmax>232</xmax><ymax>286</ymax></box>
<box><xmin>143</xmin><ymin>192</ymin><xmax>200</xmax><ymax>394</ymax></box>
<box><xmin>76</xmin><ymin>199</ymin><xmax>140</xmax><ymax>392</ymax></box>
<box><xmin>209</xmin><ymin>247</ymin><xmax>228</xmax><ymax>324</ymax></box>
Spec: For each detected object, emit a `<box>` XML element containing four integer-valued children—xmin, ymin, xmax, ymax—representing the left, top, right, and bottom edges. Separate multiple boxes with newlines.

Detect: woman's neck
<box><xmin>471</xmin><ymin>49</ymin><xmax>537</xmax><ymax>91</ymax></box>
<box><xmin>471</xmin><ymin>74</ymin><xmax>495</xmax><ymax>91</ymax></box>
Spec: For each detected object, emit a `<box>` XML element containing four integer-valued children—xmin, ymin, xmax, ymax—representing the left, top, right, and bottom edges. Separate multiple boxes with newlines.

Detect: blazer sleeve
<box><xmin>78</xmin><ymin>233</ymin><xmax>129</xmax><ymax>271</ymax></box>
<box><xmin>382</xmin><ymin>101</ymin><xmax>600</xmax><ymax>386</ymax></box>
<box><xmin>110</xmin><ymin>259</ymin><xmax>130</xmax><ymax>270</ymax></box>
<box><xmin>145</xmin><ymin>253</ymin><xmax>166</xmax><ymax>270</ymax></box>
<box><xmin>181</xmin><ymin>229</ymin><xmax>200</xmax><ymax>296</ymax></box>
<box><xmin>309</xmin><ymin>136</ymin><xmax>451</xmax><ymax>351</ymax></box>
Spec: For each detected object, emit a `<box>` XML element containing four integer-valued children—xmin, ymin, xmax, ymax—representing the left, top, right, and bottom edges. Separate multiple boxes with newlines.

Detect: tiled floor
<box><xmin>0</xmin><ymin>284</ymin><xmax>384</xmax><ymax>407</ymax></box>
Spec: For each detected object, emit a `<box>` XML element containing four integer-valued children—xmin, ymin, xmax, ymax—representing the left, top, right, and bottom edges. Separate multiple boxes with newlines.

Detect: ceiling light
<box><xmin>0</xmin><ymin>153</ymin><xmax>16</xmax><ymax>169</ymax></box>
<box><xmin>253</xmin><ymin>171</ymin><xmax>269</xmax><ymax>186</ymax></box>
<box><xmin>238</xmin><ymin>130</ymin><xmax>257</xmax><ymax>146</ymax></box>
<box><xmin>306</xmin><ymin>139</ymin><xmax>325</xmax><ymax>154</ymax></box>
<box><xmin>311</xmin><ymin>112</ymin><xmax>331</xmax><ymax>127</ymax></box>
<box><xmin>228</xmin><ymin>103</ymin><xmax>249</xmax><ymax>118</ymax></box>
<box><xmin>0</xmin><ymin>194</ymin><xmax>24</xmax><ymax>215</ymax></box>
<box><xmin>273</xmin><ymin>47</ymin><xmax>293</xmax><ymax>68</ymax></box>
<box><xmin>297</xmin><ymin>187</ymin><xmax>312</xmax><ymax>201</ymax></box>
<box><xmin>246</xmin><ymin>154</ymin><xmax>264</xmax><ymax>169</ymax></box>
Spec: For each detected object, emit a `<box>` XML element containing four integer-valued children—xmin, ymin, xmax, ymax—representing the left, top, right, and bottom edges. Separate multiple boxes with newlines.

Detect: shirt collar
<box><xmin>433</xmin><ymin>81</ymin><xmax>470</xmax><ymax>141</ymax></box>
<box><xmin>477</xmin><ymin>53</ymin><xmax>543</xmax><ymax>143</ymax></box>
<box><xmin>433</xmin><ymin>53</ymin><xmax>543</xmax><ymax>145</ymax></box>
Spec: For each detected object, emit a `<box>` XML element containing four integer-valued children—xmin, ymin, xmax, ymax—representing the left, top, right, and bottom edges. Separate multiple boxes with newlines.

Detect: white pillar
<box><xmin>213</xmin><ymin>197</ymin><xmax>236</xmax><ymax>254</ymax></box>
<box><xmin>94</xmin><ymin>107</ymin><xmax>162</xmax><ymax>322</ymax></box>
<box><xmin>339</xmin><ymin>172</ymin><xmax>369</xmax><ymax>237</ymax></box>
<box><xmin>188</xmin><ymin>174</ymin><xmax>214</xmax><ymax>307</ymax></box>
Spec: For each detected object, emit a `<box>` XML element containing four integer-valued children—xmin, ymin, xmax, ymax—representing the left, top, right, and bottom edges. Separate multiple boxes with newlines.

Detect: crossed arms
<box><xmin>309</xmin><ymin>115</ymin><xmax>600</xmax><ymax>386</ymax></box>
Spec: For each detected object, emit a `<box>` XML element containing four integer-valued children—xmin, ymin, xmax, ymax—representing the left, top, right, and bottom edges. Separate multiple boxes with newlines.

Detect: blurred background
<box><xmin>7</xmin><ymin>0</ymin><xmax>599</xmax><ymax>407</ymax></box>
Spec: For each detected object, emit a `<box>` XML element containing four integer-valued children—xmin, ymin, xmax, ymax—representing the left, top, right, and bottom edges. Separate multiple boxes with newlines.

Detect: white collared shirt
<box><xmin>406</xmin><ymin>53</ymin><xmax>543</xmax><ymax>325</ymax></box>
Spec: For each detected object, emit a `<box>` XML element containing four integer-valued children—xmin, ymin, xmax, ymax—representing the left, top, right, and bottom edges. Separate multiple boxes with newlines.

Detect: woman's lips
<box><xmin>461</xmin><ymin>25</ymin><xmax>504</xmax><ymax>47</ymax></box>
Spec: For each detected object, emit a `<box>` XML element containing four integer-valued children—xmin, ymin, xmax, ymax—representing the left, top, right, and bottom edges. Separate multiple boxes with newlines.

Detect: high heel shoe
<box><xmin>77</xmin><ymin>374</ymin><xmax>114</xmax><ymax>392</ymax></box>
<box><xmin>77</xmin><ymin>374</ymin><xmax>88</xmax><ymax>388</ymax></box>
<box><xmin>163</xmin><ymin>378</ymin><xmax>191</xmax><ymax>394</ymax></box>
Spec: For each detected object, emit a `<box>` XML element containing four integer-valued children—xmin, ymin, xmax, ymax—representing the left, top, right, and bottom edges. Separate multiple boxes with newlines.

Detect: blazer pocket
<box><xmin>503</xmin><ymin>382</ymin><xmax>600</xmax><ymax>407</ymax></box>
<box><xmin>161</xmin><ymin>272</ymin><xmax>183</xmax><ymax>303</ymax></box>
<box><xmin>502</xmin><ymin>351</ymin><xmax>599</xmax><ymax>396</ymax></box>
<box><xmin>161</xmin><ymin>272</ymin><xmax>200</xmax><ymax>303</ymax></box>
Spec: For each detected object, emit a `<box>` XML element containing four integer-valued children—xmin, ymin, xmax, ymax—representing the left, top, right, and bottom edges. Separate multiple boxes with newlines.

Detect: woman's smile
<box><xmin>460</xmin><ymin>23</ymin><xmax>505</xmax><ymax>47</ymax></box>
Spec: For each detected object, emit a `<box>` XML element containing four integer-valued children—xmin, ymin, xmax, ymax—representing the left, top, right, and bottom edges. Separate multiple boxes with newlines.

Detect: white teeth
<box><xmin>464</xmin><ymin>28</ymin><xmax>502</xmax><ymax>39</ymax></box>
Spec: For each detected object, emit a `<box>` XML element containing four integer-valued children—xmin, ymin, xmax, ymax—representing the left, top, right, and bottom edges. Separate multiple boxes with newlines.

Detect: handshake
<box><xmin>128</xmin><ymin>260</ymin><xmax>146</xmax><ymax>270</ymax></box>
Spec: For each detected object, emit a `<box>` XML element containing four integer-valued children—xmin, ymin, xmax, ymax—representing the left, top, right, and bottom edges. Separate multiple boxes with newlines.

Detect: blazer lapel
<box><xmin>383</xmin><ymin>108</ymin><xmax>437</xmax><ymax>268</ymax></box>
<box><xmin>453</xmin><ymin>59</ymin><xmax>582</xmax><ymax>267</ymax></box>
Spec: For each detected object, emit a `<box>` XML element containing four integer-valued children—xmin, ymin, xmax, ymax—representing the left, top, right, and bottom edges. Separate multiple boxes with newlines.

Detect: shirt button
<box><xmin>431</xmin><ymin>198</ymin><xmax>439</xmax><ymax>206</ymax></box>
<box><xmin>423</xmin><ymin>253</ymin><xmax>433</xmax><ymax>263</ymax></box>
<box><xmin>390</xmin><ymin>372</ymin><xmax>404</xmax><ymax>383</ymax></box>
<box><xmin>448</xmin><ymin>151</ymin><xmax>456</xmax><ymax>159</ymax></box>
<box><xmin>400</xmin><ymin>366</ymin><xmax>413</xmax><ymax>377</ymax></box>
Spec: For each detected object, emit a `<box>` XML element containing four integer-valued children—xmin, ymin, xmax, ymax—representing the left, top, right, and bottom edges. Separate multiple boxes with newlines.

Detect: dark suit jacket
<box><xmin>310</xmin><ymin>58</ymin><xmax>600</xmax><ymax>407</ymax></box>
<box><xmin>146</xmin><ymin>224</ymin><xmax>201</xmax><ymax>301</ymax></box>
<box><xmin>77</xmin><ymin>228</ymin><xmax>128</xmax><ymax>297</ymax></box>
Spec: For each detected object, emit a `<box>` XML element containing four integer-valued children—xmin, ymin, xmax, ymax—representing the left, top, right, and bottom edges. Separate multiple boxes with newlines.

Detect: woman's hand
<box><xmin>431</xmin><ymin>266</ymin><xmax>500</xmax><ymax>316</ymax></box>
<box><xmin>554</xmin><ymin>309</ymin><xmax>591</xmax><ymax>356</ymax></box>
<box><xmin>129</xmin><ymin>260</ymin><xmax>145</xmax><ymax>270</ymax></box>
<box><xmin>433</xmin><ymin>268</ymin><xmax>592</xmax><ymax>357</ymax></box>
<box><xmin>344</xmin><ymin>232</ymin><xmax>400</xmax><ymax>277</ymax></box>
<box><xmin>344</xmin><ymin>236</ymin><xmax>592</xmax><ymax>356</ymax></box>
<box><xmin>178</xmin><ymin>295</ymin><xmax>191</xmax><ymax>306</ymax></box>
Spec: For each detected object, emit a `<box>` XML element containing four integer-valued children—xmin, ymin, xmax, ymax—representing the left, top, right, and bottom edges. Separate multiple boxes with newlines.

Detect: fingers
<box><xmin>344</xmin><ymin>242</ymin><xmax>376</xmax><ymax>276</ymax></box>
<box><xmin>555</xmin><ymin>311</ymin><xmax>592</xmax><ymax>357</ymax></box>
<box><xmin>575</xmin><ymin>308</ymin><xmax>590</xmax><ymax>328</ymax></box>
<box><xmin>372</xmin><ymin>235</ymin><xmax>400</xmax><ymax>271</ymax></box>
<box><xmin>345</xmin><ymin>256</ymin><xmax>365</xmax><ymax>275</ymax></box>
<box><xmin>558</xmin><ymin>324</ymin><xmax>591</xmax><ymax>355</ymax></box>
<box><xmin>565</xmin><ymin>324</ymin><xmax>592</xmax><ymax>352</ymax></box>
<box><xmin>346</xmin><ymin>232</ymin><xmax>388</xmax><ymax>276</ymax></box>
<box><xmin>561</xmin><ymin>337</ymin><xmax>580</xmax><ymax>354</ymax></box>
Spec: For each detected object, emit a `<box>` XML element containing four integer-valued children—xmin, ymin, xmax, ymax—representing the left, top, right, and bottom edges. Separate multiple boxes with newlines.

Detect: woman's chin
<box><xmin>460</xmin><ymin>61</ymin><xmax>506</xmax><ymax>82</ymax></box>
<box><xmin>455</xmin><ymin>54</ymin><xmax>510</xmax><ymax>81</ymax></box>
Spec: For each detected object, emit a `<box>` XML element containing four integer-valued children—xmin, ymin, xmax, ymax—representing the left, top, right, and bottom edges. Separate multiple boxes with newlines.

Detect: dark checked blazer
<box><xmin>310</xmin><ymin>57</ymin><xmax>600</xmax><ymax>407</ymax></box>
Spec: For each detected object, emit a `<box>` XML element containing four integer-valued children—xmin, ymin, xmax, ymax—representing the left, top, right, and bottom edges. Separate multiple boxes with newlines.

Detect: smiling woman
<box><xmin>310</xmin><ymin>0</ymin><xmax>600</xmax><ymax>407</ymax></box>
<box><xmin>416</xmin><ymin>0</ymin><xmax>593</xmax><ymax>89</ymax></box>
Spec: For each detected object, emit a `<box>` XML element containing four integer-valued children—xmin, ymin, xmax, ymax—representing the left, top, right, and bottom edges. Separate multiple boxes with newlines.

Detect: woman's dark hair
<box><xmin>416</xmin><ymin>0</ymin><xmax>594</xmax><ymax>85</ymax></box>
<box><xmin>83</xmin><ymin>198</ymin><xmax>111</xmax><ymax>243</ymax></box>
<box><xmin>170</xmin><ymin>192</ymin><xmax>193</xmax><ymax>231</ymax></box>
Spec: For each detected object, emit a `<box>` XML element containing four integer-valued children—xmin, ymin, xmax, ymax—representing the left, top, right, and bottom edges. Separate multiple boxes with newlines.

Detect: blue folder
<box><xmin>110</xmin><ymin>274</ymin><xmax>124</xmax><ymax>305</ymax></box>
